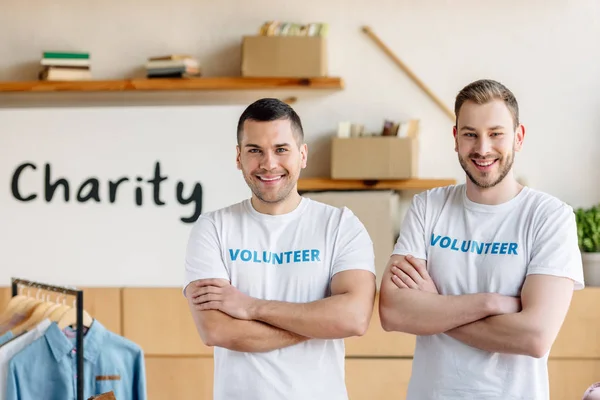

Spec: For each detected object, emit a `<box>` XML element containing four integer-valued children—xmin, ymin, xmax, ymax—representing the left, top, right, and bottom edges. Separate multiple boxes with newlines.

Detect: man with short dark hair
<box><xmin>184</xmin><ymin>98</ymin><xmax>376</xmax><ymax>400</ymax></box>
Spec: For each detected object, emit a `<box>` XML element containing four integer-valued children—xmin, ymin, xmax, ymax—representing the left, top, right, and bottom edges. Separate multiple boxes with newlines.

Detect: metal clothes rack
<box><xmin>11</xmin><ymin>277</ymin><xmax>84</xmax><ymax>400</ymax></box>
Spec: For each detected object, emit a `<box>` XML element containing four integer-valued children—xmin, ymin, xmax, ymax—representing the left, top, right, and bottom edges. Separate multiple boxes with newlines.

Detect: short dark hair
<box><xmin>454</xmin><ymin>79</ymin><xmax>519</xmax><ymax>129</ymax></box>
<box><xmin>236</xmin><ymin>98</ymin><xmax>304</xmax><ymax>146</ymax></box>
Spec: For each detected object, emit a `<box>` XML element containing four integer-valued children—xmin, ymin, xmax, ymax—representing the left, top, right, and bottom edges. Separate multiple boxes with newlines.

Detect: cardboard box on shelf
<box><xmin>302</xmin><ymin>190</ymin><xmax>400</xmax><ymax>287</ymax></box>
<box><xmin>331</xmin><ymin>135</ymin><xmax>418</xmax><ymax>180</ymax></box>
<box><xmin>241</xmin><ymin>36</ymin><xmax>328</xmax><ymax>77</ymax></box>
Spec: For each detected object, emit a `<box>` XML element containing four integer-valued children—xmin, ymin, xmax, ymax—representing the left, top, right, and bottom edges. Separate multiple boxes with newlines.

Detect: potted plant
<box><xmin>575</xmin><ymin>204</ymin><xmax>600</xmax><ymax>286</ymax></box>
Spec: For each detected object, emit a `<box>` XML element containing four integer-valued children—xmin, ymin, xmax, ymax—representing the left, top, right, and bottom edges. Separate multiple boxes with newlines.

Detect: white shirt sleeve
<box><xmin>183</xmin><ymin>216</ymin><xmax>230</xmax><ymax>296</ymax></box>
<box><xmin>392</xmin><ymin>193</ymin><xmax>427</xmax><ymax>260</ymax></box>
<box><xmin>0</xmin><ymin>319</ymin><xmax>51</xmax><ymax>400</ymax></box>
<box><xmin>527</xmin><ymin>203</ymin><xmax>585</xmax><ymax>290</ymax></box>
<box><xmin>330</xmin><ymin>208</ymin><xmax>376</xmax><ymax>277</ymax></box>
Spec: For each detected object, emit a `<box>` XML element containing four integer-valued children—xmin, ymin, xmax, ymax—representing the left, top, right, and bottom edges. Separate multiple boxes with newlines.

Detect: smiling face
<box><xmin>236</xmin><ymin>118</ymin><xmax>307</xmax><ymax>205</ymax></box>
<box><xmin>453</xmin><ymin>99</ymin><xmax>524</xmax><ymax>189</ymax></box>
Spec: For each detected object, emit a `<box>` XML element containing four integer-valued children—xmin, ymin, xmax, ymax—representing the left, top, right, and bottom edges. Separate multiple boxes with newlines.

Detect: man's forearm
<box><xmin>446</xmin><ymin>311</ymin><xmax>546</xmax><ymax>357</ymax></box>
<box><xmin>190</xmin><ymin>308</ymin><xmax>307</xmax><ymax>353</ymax></box>
<box><xmin>379</xmin><ymin>289</ymin><xmax>507</xmax><ymax>336</ymax></box>
<box><xmin>251</xmin><ymin>293</ymin><xmax>370</xmax><ymax>339</ymax></box>
<box><xmin>216</xmin><ymin>318</ymin><xmax>307</xmax><ymax>352</ymax></box>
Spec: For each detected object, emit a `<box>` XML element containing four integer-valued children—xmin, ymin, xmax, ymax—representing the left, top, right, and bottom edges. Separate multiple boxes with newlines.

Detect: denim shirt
<box><xmin>0</xmin><ymin>332</ymin><xmax>13</xmax><ymax>346</ymax></box>
<box><xmin>6</xmin><ymin>320</ymin><xmax>147</xmax><ymax>400</ymax></box>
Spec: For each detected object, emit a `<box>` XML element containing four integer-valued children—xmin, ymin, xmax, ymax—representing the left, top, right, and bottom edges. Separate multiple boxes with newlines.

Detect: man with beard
<box><xmin>379</xmin><ymin>79</ymin><xmax>584</xmax><ymax>400</ymax></box>
<box><xmin>183</xmin><ymin>98</ymin><xmax>376</xmax><ymax>400</ymax></box>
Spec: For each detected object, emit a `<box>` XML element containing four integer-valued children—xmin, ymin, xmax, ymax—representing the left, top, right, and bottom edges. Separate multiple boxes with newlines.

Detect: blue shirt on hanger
<box><xmin>5</xmin><ymin>319</ymin><xmax>147</xmax><ymax>400</ymax></box>
<box><xmin>0</xmin><ymin>332</ymin><xmax>13</xmax><ymax>346</ymax></box>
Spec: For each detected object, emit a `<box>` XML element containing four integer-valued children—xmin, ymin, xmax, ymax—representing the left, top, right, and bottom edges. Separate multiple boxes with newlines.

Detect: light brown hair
<box><xmin>454</xmin><ymin>79</ymin><xmax>519</xmax><ymax>129</ymax></box>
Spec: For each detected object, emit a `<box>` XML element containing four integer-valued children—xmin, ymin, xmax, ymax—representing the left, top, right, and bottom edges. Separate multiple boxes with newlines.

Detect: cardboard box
<box><xmin>241</xmin><ymin>36</ymin><xmax>327</xmax><ymax>77</ymax></box>
<box><xmin>302</xmin><ymin>190</ymin><xmax>400</xmax><ymax>288</ymax></box>
<box><xmin>331</xmin><ymin>136</ymin><xmax>418</xmax><ymax>180</ymax></box>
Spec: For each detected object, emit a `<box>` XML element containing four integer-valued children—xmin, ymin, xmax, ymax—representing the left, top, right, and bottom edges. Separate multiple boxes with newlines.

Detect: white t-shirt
<box><xmin>393</xmin><ymin>184</ymin><xmax>584</xmax><ymax>400</ymax></box>
<box><xmin>183</xmin><ymin>197</ymin><xmax>375</xmax><ymax>400</ymax></box>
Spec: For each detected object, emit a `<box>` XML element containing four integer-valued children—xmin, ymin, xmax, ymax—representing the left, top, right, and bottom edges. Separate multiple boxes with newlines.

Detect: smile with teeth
<box><xmin>257</xmin><ymin>175</ymin><xmax>283</xmax><ymax>182</ymax></box>
<box><xmin>472</xmin><ymin>159</ymin><xmax>497</xmax><ymax>167</ymax></box>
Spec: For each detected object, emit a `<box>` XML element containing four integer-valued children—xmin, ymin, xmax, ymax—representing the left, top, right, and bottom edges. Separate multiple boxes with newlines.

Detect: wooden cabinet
<box><xmin>122</xmin><ymin>288</ymin><xmax>212</xmax><ymax>356</ymax></box>
<box><xmin>551</xmin><ymin>287</ymin><xmax>600</xmax><ymax>359</ymax></box>
<box><xmin>346</xmin><ymin>359</ymin><xmax>411</xmax><ymax>399</ymax></box>
<box><xmin>345</xmin><ymin>294</ymin><xmax>415</xmax><ymax>357</ymax></box>
<box><xmin>549</xmin><ymin>359</ymin><xmax>600</xmax><ymax>400</ymax></box>
<box><xmin>146</xmin><ymin>357</ymin><xmax>213</xmax><ymax>400</ymax></box>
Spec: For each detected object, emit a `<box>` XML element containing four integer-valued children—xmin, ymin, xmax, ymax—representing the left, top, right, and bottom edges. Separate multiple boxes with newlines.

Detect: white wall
<box><xmin>1</xmin><ymin>0</ymin><xmax>599</xmax><ymax>287</ymax></box>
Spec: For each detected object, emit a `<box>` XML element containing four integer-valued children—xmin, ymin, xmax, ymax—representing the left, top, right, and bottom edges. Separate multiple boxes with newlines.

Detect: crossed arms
<box><xmin>186</xmin><ymin>269</ymin><xmax>376</xmax><ymax>353</ymax></box>
<box><xmin>379</xmin><ymin>254</ymin><xmax>575</xmax><ymax>358</ymax></box>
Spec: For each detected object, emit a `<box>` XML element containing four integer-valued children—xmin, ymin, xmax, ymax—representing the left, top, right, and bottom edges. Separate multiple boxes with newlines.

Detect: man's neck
<box><xmin>465</xmin><ymin>175</ymin><xmax>523</xmax><ymax>206</ymax></box>
<box><xmin>251</xmin><ymin>191</ymin><xmax>302</xmax><ymax>215</ymax></box>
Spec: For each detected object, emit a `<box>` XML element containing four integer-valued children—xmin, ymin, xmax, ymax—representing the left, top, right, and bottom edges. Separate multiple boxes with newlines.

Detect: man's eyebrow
<box><xmin>244</xmin><ymin>143</ymin><xmax>291</xmax><ymax>148</ymax></box>
<box><xmin>460</xmin><ymin>126</ymin><xmax>477</xmax><ymax>132</ymax></box>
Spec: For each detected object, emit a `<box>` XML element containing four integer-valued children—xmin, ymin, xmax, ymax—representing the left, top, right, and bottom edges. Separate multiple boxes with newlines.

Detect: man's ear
<box><xmin>236</xmin><ymin>145</ymin><xmax>241</xmax><ymax>170</ymax></box>
<box><xmin>514</xmin><ymin>124</ymin><xmax>526</xmax><ymax>152</ymax></box>
<box><xmin>300</xmin><ymin>143</ymin><xmax>308</xmax><ymax>169</ymax></box>
<box><xmin>453</xmin><ymin>125</ymin><xmax>458</xmax><ymax>152</ymax></box>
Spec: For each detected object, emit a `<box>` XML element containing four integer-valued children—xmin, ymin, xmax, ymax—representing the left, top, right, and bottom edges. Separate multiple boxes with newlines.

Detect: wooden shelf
<box><xmin>0</xmin><ymin>77</ymin><xmax>344</xmax><ymax>93</ymax></box>
<box><xmin>297</xmin><ymin>178</ymin><xmax>456</xmax><ymax>192</ymax></box>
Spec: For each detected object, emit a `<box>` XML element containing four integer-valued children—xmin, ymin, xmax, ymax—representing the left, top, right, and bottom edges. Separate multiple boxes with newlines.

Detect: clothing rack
<box><xmin>11</xmin><ymin>277</ymin><xmax>84</xmax><ymax>400</ymax></box>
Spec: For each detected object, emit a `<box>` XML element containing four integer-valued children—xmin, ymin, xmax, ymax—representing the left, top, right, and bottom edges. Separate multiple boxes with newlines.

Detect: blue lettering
<box><xmin>461</xmin><ymin>240</ymin><xmax>471</xmax><ymax>252</ymax></box>
<box><xmin>241</xmin><ymin>250</ymin><xmax>251</xmax><ymax>261</ymax></box>
<box><xmin>430</xmin><ymin>235</ymin><xmax>518</xmax><ymax>256</ymax></box>
<box><xmin>311</xmin><ymin>249</ymin><xmax>321</xmax><ymax>261</ymax></box>
<box><xmin>431</xmin><ymin>234</ymin><xmax>442</xmax><ymax>246</ymax></box>
<box><xmin>491</xmin><ymin>243</ymin><xmax>499</xmax><ymax>254</ymax></box>
<box><xmin>229</xmin><ymin>249</ymin><xmax>240</xmax><ymax>261</ymax></box>
<box><xmin>263</xmin><ymin>251</ymin><xmax>271</xmax><ymax>263</ymax></box>
<box><xmin>471</xmin><ymin>241</ymin><xmax>484</xmax><ymax>254</ymax></box>
<box><xmin>229</xmin><ymin>248</ymin><xmax>323</xmax><ymax>264</ymax></box>
<box><xmin>302</xmin><ymin>249</ymin><xmax>309</xmax><ymax>261</ymax></box>
<box><xmin>440</xmin><ymin>237</ymin><xmax>451</xmax><ymax>248</ymax></box>
<box><xmin>500</xmin><ymin>243</ymin><xmax>508</xmax><ymax>255</ymax></box>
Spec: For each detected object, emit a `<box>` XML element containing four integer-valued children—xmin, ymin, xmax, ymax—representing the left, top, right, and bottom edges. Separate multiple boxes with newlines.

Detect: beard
<box><xmin>458</xmin><ymin>150</ymin><xmax>514</xmax><ymax>189</ymax></box>
<box><xmin>242</xmin><ymin>169</ymin><xmax>298</xmax><ymax>204</ymax></box>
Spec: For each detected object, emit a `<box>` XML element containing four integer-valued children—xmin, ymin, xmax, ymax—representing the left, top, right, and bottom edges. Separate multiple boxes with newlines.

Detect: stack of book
<box><xmin>258</xmin><ymin>21</ymin><xmax>329</xmax><ymax>37</ymax></box>
<box><xmin>38</xmin><ymin>51</ymin><xmax>92</xmax><ymax>81</ymax></box>
<box><xmin>145</xmin><ymin>55</ymin><xmax>201</xmax><ymax>78</ymax></box>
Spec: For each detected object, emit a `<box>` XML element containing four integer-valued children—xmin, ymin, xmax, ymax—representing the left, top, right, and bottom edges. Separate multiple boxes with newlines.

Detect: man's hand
<box><xmin>388</xmin><ymin>255</ymin><xmax>521</xmax><ymax>314</ymax></box>
<box><xmin>389</xmin><ymin>255</ymin><xmax>438</xmax><ymax>294</ymax></box>
<box><xmin>189</xmin><ymin>279</ymin><xmax>257</xmax><ymax>320</ymax></box>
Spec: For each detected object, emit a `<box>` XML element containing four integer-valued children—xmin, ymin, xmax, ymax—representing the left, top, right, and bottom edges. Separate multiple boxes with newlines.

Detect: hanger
<box><xmin>0</xmin><ymin>293</ymin><xmax>27</xmax><ymax>320</ymax></box>
<box><xmin>10</xmin><ymin>292</ymin><xmax>58</xmax><ymax>336</ymax></box>
<box><xmin>56</xmin><ymin>298</ymin><xmax>93</xmax><ymax>330</ymax></box>
<box><xmin>47</xmin><ymin>292</ymin><xmax>75</xmax><ymax>322</ymax></box>
<box><xmin>0</xmin><ymin>285</ymin><xmax>30</xmax><ymax>323</ymax></box>
<box><xmin>0</xmin><ymin>287</ymin><xmax>42</xmax><ymax>335</ymax></box>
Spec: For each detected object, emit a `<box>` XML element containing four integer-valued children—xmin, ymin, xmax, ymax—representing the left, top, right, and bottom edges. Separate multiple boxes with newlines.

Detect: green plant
<box><xmin>575</xmin><ymin>204</ymin><xmax>600</xmax><ymax>252</ymax></box>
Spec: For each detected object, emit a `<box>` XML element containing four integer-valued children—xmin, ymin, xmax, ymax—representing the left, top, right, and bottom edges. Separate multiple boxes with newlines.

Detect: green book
<box><xmin>42</xmin><ymin>51</ymin><xmax>90</xmax><ymax>59</ymax></box>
